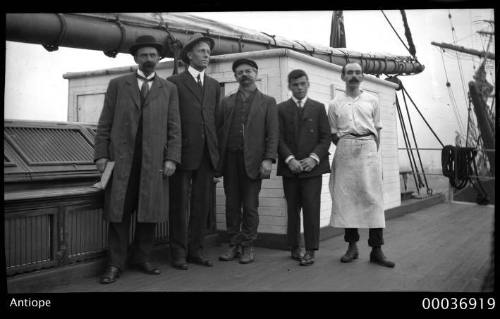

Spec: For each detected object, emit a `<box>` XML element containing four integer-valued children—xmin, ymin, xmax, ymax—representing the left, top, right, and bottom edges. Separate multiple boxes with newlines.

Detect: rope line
<box><xmin>381</xmin><ymin>10</ymin><xmax>413</xmax><ymax>57</ymax></box>
<box><xmin>401</xmin><ymin>89</ymin><xmax>431</xmax><ymax>194</ymax></box>
<box><xmin>395</xmin><ymin>94</ymin><xmax>421</xmax><ymax>193</ymax></box>
<box><xmin>441</xmin><ymin>145</ymin><xmax>490</xmax><ymax>205</ymax></box>
<box><xmin>401</xmin><ymin>85</ymin><xmax>445</xmax><ymax>148</ymax></box>
<box><xmin>448</xmin><ymin>11</ymin><xmax>471</xmax><ymax>112</ymax></box>
<box><xmin>438</xmin><ymin>48</ymin><xmax>466</xmax><ymax>135</ymax></box>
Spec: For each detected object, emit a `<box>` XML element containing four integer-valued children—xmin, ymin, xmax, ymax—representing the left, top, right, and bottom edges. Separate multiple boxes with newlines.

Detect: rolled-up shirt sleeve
<box><xmin>327</xmin><ymin>101</ymin><xmax>338</xmax><ymax>134</ymax></box>
<box><xmin>373</xmin><ymin>98</ymin><xmax>382</xmax><ymax>130</ymax></box>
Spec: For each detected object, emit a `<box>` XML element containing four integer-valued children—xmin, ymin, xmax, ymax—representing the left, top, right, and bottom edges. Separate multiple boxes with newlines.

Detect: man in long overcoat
<box><xmin>94</xmin><ymin>35</ymin><xmax>181</xmax><ymax>283</ymax></box>
<box><xmin>166</xmin><ymin>33</ymin><xmax>221</xmax><ymax>269</ymax></box>
<box><xmin>217</xmin><ymin>58</ymin><xmax>279</xmax><ymax>264</ymax></box>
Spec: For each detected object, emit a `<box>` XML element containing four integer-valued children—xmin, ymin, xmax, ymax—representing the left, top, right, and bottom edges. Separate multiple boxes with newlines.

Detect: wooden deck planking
<box><xmin>32</xmin><ymin>202</ymin><xmax>493</xmax><ymax>292</ymax></box>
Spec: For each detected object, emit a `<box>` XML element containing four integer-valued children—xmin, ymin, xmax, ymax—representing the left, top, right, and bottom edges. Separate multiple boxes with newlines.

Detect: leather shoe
<box><xmin>299</xmin><ymin>250</ymin><xmax>315</xmax><ymax>266</ymax></box>
<box><xmin>370</xmin><ymin>247</ymin><xmax>395</xmax><ymax>268</ymax></box>
<box><xmin>131</xmin><ymin>262</ymin><xmax>161</xmax><ymax>275</ymax></box>
<box><xmin>291</xmin><ymin>247</ymin><xmax>303</xmax><ymax>261</ymax></box>
<box><xmin>172</xmin><ymin>258</ymin><xmax>188</xmax><ymax>270</ymax></box>
<box><xmin>187</xmin><ymin>255</ymin><xmax>213</xmax><ymax>267</ymax></box>
<box><xmin>341</xmin><ymin>242</ymin><xmax>359</xmax><ymax>263</ymax></box>
<box><xmin>100</xmin><ymin>265</ymin><xmax>121</xmax><ymax>284</ymax></box>
<box><xmin>239</xmin><ymin>246</ymin><xmax>255</xmax><ymax>264</ymax></box>
<box><xmin>219</xmin><ymin>245</ymin><xmax>241</xmax><ymax>261</ymax></box>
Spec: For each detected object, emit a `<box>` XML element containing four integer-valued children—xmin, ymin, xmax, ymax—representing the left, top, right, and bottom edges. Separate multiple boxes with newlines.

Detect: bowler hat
<box><xmin>129</xmin><ymin>35</ymin><xmax>164</xmax><ymax>56</ymax></box>
<box><xmin>232</xmin><ymin>58</ymin><xmax>258</xmax><ymax>72</ymax></box>
<box><xmin>180</xmin><ymin>33</ymin><xmax>215</xmax><ymax>64</ymax></box>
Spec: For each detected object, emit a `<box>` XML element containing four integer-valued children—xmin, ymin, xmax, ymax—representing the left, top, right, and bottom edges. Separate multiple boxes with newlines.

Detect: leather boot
<box><xmin>299</xmin><ymin>250</ymin><xmax>315</xmax><ymax>266</ymax></box>
<box><xmin>239</xmin><ymin>246</ymin><xmax>255</xmax><ymax>264</ymax></box>
<box><xmin>219</xmin><ymin>245</ymin><xmax>241</xmax><ymax>261</ymax></box>
<box><xmin>340</xmin><ymin>242</ymin><xmax>359</xmax><ymax>263</ymax></box>
<box><xmin>291</xmin><ymin>247</ymin><xmax>303</xmax><ymax>261</ymax></box>
<box><xmin>370</xmin><ymin>246</ymin><xmax>395</xmax><ymax>268</ymax></box>
<box><xmin>100</xmin><ymin>265</ymin><xmax>121</xmax><ymax>284</ymax></box>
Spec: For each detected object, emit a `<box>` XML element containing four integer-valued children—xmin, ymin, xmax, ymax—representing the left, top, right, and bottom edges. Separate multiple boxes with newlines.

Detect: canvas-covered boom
<box><xmin>6</xmin><ymin>13</ymin><xmax>425</xmax><ymax>76</ymax></box>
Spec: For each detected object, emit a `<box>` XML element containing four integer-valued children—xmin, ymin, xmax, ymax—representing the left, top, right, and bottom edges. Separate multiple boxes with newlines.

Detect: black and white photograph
<box><xmin>3</xmin><ymin>7</ymin><xmax>496</xmax><ymax>311</ymax></box>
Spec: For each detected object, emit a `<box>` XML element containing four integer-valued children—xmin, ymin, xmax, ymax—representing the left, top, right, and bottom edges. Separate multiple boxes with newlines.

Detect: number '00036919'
<box><xmin>422</xmin><ymin>297</ymin><xmax>495</xmax><ymax>310</ymax></box>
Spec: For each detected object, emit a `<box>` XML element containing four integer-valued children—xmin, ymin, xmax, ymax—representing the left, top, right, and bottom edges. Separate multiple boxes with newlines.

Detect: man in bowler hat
<box><xmin>217</xmin><ymin>58</ymin><xmax>279</xmax><ymax>264</ymax></box>
<box><xmin>95</xmin><ymin>35</ymin><xmax>181</xmax><ymax>284</ymax></box>
<box><xmin>277</xmin><ymin>69</ymin><xmax>331</xmax><ymax>266</ymax></box>
<box><xmin>167</xmin><ymin>33</ymin><xmax>221</xmax><ymax>269</ymax></box>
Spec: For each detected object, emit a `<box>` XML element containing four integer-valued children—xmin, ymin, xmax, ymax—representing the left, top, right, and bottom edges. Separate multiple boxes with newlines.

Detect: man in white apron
<box><xmin>327</xmin><ymin>62</ymin><xmax>395</xmax><ymax>268</ymax></box>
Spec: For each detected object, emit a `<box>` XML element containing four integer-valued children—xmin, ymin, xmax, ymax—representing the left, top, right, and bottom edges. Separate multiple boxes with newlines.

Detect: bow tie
<box><xmin>136</xmin><ymin>74</ymin><xmax>155</xmax><ymax>82</ymax></box>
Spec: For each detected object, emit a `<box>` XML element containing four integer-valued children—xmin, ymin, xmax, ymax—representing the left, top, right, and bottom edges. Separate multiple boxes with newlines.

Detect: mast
<box><xmin>431</xmin><ymin>41</ymin><xmax>495</xmax><ymax>60</ymax></box>
<box><xmin>432</xmin><ymin>31</ymin><xmax>495</xmax><ymax>173</ymax></box>
<box><xmin>469</xmin><ymin>80</ymin><xmax>495</xmax><ymax>174</ymax></box>
<box><xmin>5</xmin><ymin>13</ymin><xmax>425</xmax><ymax>76</ymax></box>
<box><xmin>330</xmin><ymin>11</ymin><xmax>346</xmax><ymax>48</ymax></box>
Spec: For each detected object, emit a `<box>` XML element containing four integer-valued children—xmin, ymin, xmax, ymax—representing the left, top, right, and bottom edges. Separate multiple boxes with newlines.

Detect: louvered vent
<box><xmin>66</xmin><ymin>208</ymin><xmax>107</xmax><ymax>259</ymax></box>
<box><xmin>4</xmin><ymin>155</ymin><xmax>16</xmax><ymax>167</ymax></box>
<box><xmin>5</xmin><ymin>127</ymin><xmax>94</xmax><ymax>165</ymax></box>
<box><xmin>5</xmin><ymin>212</ymin><xmax>54</xmax><ymax>272</ymax></box>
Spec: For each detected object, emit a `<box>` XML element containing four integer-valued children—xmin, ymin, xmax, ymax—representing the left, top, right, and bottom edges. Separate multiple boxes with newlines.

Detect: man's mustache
<box><xmin>348</xmin><ymin>78</ymin><xmax>360</xmax><ymax>83</ymax></box>
<box><xmin>143</xmin><ymin>61</ymin><xmax>155</xmax><ymax>68</ymax></box>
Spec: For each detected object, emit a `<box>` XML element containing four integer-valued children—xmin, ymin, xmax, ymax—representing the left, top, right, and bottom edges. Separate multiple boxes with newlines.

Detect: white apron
<box><xmin>329</xmin><ymin>136</ymin><xmax>385</xmax><ymax>228</ymax></box>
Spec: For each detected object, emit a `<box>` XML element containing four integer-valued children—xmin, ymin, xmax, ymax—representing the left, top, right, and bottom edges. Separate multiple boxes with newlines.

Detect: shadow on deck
<box><xmin>7</xmin><ymin>196</ymin><xmax>494</xmax><ymax>293</ymax></box>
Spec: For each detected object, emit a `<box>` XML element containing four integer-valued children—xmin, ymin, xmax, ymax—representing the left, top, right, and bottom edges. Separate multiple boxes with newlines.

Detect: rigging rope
<box><xmin>465</xmin><ymin>96</ymin><xmax>472</xmax><ymax>147</ymax></box>
<box><xmin>401</xmin><ymin>89</ymin><xmax>431</xmax><ymax>194</ymax></box>
<box><xmin>395</xmin><ymin>94</ymin><xmax>422</xmax><ymax>193</ymax></box>
<box><xmin>469</xmin><ymin>10</ymin><xmax>476</xmax><ymax>71</ymax></box>
<box><xmin>448</xmin><ymin>11</ymin><xmax>471</xmax><ymax>112</ymax></box>
<box><xmin>438</xmin><ymin>48</ymin><xmax>466</xmax><ymax>135</ymax></box>
<box><xmin>441</xmin><ymin>145</ymin><xmax>490</xmax><ymax>204</ymax></box>
<box><xmin>441</xmin><ymin>145</ymin><xmax>470</xmax><ymax>189</ymax></box>
<box><xmin>400</xmin><ymin>85</ymin><xmax>445</xmax><ymax>148</ymax></box>
<box><xmin>381</xmin><ymin>11</ymin><xmax>415</xmax><ymax>59</ymax></box>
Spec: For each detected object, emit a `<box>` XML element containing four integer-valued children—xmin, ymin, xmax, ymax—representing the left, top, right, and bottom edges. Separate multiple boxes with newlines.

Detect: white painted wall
<box><xmin>65</xmin><ymin>49</ymin><xmax>401</xmax><ymax>236</ymax></box>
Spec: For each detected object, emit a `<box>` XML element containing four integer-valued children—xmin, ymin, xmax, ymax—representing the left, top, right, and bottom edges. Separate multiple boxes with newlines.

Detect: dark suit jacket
<box><xmin>218</xmin><ymin>89</ymin><xmax>279</xmax><ymax>179</ymax></box>
<box><xmin>277</xmin><ymin>98</ymin><xmax>331</xmax><ymax>178</ymax></box>
<box><xmin>167</xmin><ymin>70</ymin><xmax>221</xmax><ymax>170</ymax></box>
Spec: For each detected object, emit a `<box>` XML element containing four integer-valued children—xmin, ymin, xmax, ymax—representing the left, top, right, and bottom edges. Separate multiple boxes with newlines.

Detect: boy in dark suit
<box><xmin>277</xmin><ymin>69</ymin><xmax>331</xmax><ymax>266</ymax></box>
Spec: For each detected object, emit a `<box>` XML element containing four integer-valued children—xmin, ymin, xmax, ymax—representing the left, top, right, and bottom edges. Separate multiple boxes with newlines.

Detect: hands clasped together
<box><xmin>288</xmin><ymin>157</ymin><xmax>317</xmax><ymax>174</ymax></box>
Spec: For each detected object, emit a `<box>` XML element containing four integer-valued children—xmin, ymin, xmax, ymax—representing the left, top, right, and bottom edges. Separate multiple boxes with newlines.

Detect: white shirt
<box><xmin>136</xmin><ymin>70</ymin><xmax>155</xmax><ymax>90</ymax></box>
<box><xmin>284</xmin><ymin>95</ymin><xmax>320</xmax><ymax>165</ymax></box>
<box><xmin>188</xmin><ymin>65</ymin><xmax>205</xmax><ymax>86</ymax></box>
<box><xmin>327</xmin><ymin>90</ymin><xmax>382</xmax><ymax>138</ymax></box>
<box><xmin>291</xmin><ymin>96</ymin><xmax>308</xmax><ymax>108</ymax></box>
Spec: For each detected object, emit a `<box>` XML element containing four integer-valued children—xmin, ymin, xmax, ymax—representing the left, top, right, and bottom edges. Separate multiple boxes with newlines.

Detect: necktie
<box><xmin>197</xmin><ymin>74</ymin><xmax>203</xmax><ymax>87</ymax></box>
<box><xmin>137</xmin><ymin>75</ymin><xmax>154</xmax><ymax>102</ymax></box>
<box><xmin>297</xmin><ymin>99</ymin><xmax>304</xmax><ymax>118</ymax></box>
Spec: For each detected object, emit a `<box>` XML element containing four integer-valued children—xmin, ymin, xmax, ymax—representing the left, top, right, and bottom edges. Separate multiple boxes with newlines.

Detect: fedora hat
<box><xmin>129</xmin><ymin>35</ymin><xmax>164</xmax><ymax>56</ymax></box>
<box><xmin>180</xmin><ymin>33</ymin><xmax>215</xmax><ymax>64</ymax></box>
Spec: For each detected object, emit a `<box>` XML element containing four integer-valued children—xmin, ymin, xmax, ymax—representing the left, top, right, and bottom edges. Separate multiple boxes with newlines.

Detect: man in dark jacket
<box><xmin>217</xmin><ymin>58</ymin><xmax>279</xmax><ymax>264</ymax></box>
<box><xmin>166</xmin><ymin>33</ymin><xmax>221</xmax><ymax>270</ymax></box>
<box><xmin>94</xmin><ymin>35</ymin><xmax>181</xmax><ymax>284</ymax></box>
<box><xmin>277</xmin><ymin>69</ymin><xmax>331</xmax><ymax>266</ymax></box>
